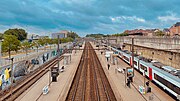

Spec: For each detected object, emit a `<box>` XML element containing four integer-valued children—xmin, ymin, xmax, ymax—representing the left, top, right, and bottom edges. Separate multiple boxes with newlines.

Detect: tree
<box><xmin>0</xmin><ymin>33</ymin><xmax>3</xmax><ymax>40</ymax></box>
<box><xmin>37</xmin><ymin>38</ymin><xmax>46</xmax><ymax>46</ymax></box>
<box><xmin>32</xmin><ymin>41</ymin><xmax>39</xmax><ymax>52</ymax></box>
<box><xmin>86</xmin><ymin>33</ymin><xmax>105</xmax><ymax>38</ymax></box>
<box><xmin>155</xmin><ymin>30</ymin><xmax>165</xmax><ymax>36</ymax></box>
<box><xmin>67</xmin><ymin>31</ymin><xmax>79</xmax><ymax>39</ymax></box>
<box><xmin>51</xmin><ymin>37</ymin><xmax>73</xmax><ymax>45</ymax></box>
<box><xmin>4</xmin><ymin>28</ymin><xmax>28</xmax><ymax>41</ymax></box>
<box><xmin>21</xmin><ymin>41</ymin><xmax>31</xmax><ymax>55</ymax></box>
<box><xmin>112</xmin><ymin>32</ymin><xmax>128</xmax><ymax>37</ymax></box>
<box><xmin>2</xmin><ymin>35</ymin><xmax>21</xmax><ymax>58</ymax></box>
<box><xmin>61</xmin><ymin>37</ymin><xmax>74</xmax><ymax>43</ymax></box>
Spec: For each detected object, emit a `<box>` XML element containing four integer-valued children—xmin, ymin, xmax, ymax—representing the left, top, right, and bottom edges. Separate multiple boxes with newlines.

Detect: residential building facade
<box><xmin>52</xmin><ymin>30</ymin><xmax>69</xmax><ymax>39</ymax></box>
<box><xmin>124</xmin><ymin>29</ymin><xmax>158</xmax><ymax>36</ymax></box>
<box><xmin>169</xmin><ymin>22</ymin><xmax>180</xmax><ymax>36</ymax></box>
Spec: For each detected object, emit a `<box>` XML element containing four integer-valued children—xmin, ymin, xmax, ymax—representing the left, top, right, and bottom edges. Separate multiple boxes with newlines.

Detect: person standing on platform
<box><xmin>127</xmin><ymin>78</ymin><xmax>131</xmax><ymax>88</ymax></box>
<box><xmin>0</xmin><ymin>74</ymin><xmax>2</xmax><ymax>90</ymax></box>
<box><xmin>107</xmin><ymin>64</ymin><xmax>110</xmax><ymax>70</ymax></box>
<box><xmin>106</xmin><ymin>57</ymin><xmax>109</xmax><ymax>61</ymax></box>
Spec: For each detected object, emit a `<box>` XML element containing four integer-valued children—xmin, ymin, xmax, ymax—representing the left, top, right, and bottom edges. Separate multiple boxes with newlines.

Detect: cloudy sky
<box><xmin>0</xmin><ymin>0</ymin><xmax>180</xmax><ymax>36</ymax></box>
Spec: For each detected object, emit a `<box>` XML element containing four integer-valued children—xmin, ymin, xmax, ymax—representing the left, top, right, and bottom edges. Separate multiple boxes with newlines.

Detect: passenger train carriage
<box><xmin>111</xmin><ymin>47</ymin><xmax>180</xmax><ymax>100</ymax></box>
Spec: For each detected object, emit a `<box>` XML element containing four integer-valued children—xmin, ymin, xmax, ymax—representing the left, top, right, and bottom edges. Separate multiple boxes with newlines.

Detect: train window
<box><xmin>140</xmin><ymin>64</ymin><xmax>147</xmax><ymax>71</ymax></box>
<box><xmin>134</xmin><ymin>61</ymin><xmax>137</xmax><ymax>66</ymax></box>
<box><xmin>124</xmin><ymin>56</ymin><xmax>129</xmax><ymax>62</ymax></box>
<box><xmin>154</xmin><ymin>73</ymin><xmax>180</xmax><ymax>95</ymax></box>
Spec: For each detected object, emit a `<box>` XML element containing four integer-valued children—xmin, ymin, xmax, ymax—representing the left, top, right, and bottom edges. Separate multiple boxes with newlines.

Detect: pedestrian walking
<box><xmin>127</xmin><ymin>78</ymin><xmax>131</xmax><ymax>88</ymax></box>
<box><xmin>106</xmin><ymin>57</ymin><xmax>109</xmax><ymax>61</ymax></box>
<box><xmin>107</xmin><ymin>64</ymin><xmax>110</xmax><ymax>70</ymax></box>
<box><xmin>146</xmin><ymin>81</ymin><xmax>150</xmax><ymax>86</ymax></box>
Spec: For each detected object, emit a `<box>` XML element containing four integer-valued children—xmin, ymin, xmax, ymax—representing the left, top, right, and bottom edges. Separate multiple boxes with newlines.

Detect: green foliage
<box><xmin>52</xmin><ymin>37</ymin><xmax>74</xmax><ymax>44</ymax></box>
<box><xmin>37</xmin><ymin>38</ymin><xmax>46</xmax><ymax>46</ymax></box>
<box><xmin>2</xmin><ymin>35</ymin><xmax>21</xmax><ymax>57</ymax></box>
<box><xmin>67</xmin><ymin>31</ymin><xmax>79</xmax><ymax>39</ymax></box>
<box><xmin>112</xmin><ymin>32</ymin><xmax>128</xmax><ymax>37</ymax></box>
<box><xmin>32</xmin><ymin>41</ymin><xmax>39</xmax><ymax>48</ymax></box>
<box><xmin>21</xmin><ymin>41</ymin><xmax>32</xmax><ymax>55</ymax></box>
<box><xmin>4</xmin><ymin>28</ymin><xmax>27</xmax><ymax>41</ymax></box>
<box><xmin>86</xmin><ymin>33</ymin><xmax>105</xmax><ymax>38</ymax></box>
<box><xmin>31</xmin><ymin>41</ymin><xmax>40</xmax><ymax>52</ymax></box>
<box><xmin>37</xmin><ymin>37</ymin><xmax>52</xmax><ymax>46</ymax></box>
<box><xmin>155</xmin><ymin>30</ymin><xmax>165</xmax><ymax>36</ymax></box>
<box><xmin>61</xmin><ymin>37</ymin><xmax>74</xmax><ymax>43</ymax></box>
<box><xmin>0</xmin><ymin>33</ymin><xmax>3</xmax><ymax>40</ymax></box>
<box><xmin>21</xmin><ymin>41</ymin><xmax>31</xmax><ymax>49</ymax></box>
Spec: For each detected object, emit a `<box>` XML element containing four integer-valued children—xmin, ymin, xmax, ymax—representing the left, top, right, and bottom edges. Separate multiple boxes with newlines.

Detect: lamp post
<box><xmin>10</xmin><ymin>58</ymin><xmax>14</xmax><ymax>97</ymax></box>
<box><xmin>131</xmin><ymin>37</ymin><xmax>134</xmax><ymax>82</ymax></box>
<box><xmin>0</xmin><ymin>39</ymin><xmax>4</xmax><ymax>65</ymax></box>
<box><xmin>49</xmin><ymin>68</ymin><xmax>51</xmax><ymax>86</ymax></box>
<box><xmin>144</xmin><ymin>68</ymin><xmax>146</xmax><ymax>88</ymax></box>
<box><xmin>57</xmin><ymin>35</ymin><xmax>61</xmax><ymax>68</ymax></box>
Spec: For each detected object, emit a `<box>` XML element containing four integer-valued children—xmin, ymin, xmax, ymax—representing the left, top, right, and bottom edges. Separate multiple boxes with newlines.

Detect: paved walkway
<box><xmin>15</xmin><ymin>46</ymin><xmax>84</xmax><ymax>101</ymax></box>
<box><xmin>91</xmin><ymin>42</ymin><xmax>174</xmax><ymax>101</ymax></box>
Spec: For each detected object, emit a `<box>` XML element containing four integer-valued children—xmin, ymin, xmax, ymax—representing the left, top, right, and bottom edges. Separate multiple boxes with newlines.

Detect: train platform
<box><xmin>91</xmin><ymin>42</ymin><xmax>175</xmax><ymax>101</ymax></box>
<box><xmin>15</xmin><ymin>48</ymin><xmax>84</xmax><ymax>101</ymax></box>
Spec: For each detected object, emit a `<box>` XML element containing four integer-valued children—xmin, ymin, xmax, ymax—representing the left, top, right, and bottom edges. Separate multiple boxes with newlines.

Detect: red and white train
<box><xmin>111</xmin><ymin>47</ymin><xmax>180</xmax><ymax>100</ymax></box>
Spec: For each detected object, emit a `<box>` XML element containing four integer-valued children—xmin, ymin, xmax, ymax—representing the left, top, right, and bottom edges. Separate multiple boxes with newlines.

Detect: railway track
<box><xmin>0</xmin><ymin>50</ymin><xmax>68</xmax><ymax>101</ymax></box>
<box><xmin>66</xmin><ymin>42</ymin><xmax>117</xmax><ymax>101</ymax></box>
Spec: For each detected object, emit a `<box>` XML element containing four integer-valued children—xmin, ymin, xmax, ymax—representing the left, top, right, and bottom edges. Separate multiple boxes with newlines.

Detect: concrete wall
<box><xmin>105</xmin><ymin>36</ymin><xmax>180</xmax><ymax>69</ymax></box>
<box><xmin>123</xmin><ymin>44</ymin><xmax>180</xmax><ymax>69</ymax></box>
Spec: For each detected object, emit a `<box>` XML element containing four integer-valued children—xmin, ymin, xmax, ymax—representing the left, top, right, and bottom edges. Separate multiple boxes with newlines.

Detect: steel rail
<box><xmin>90</xmin><ymin>45</ymin><xmax>100</xmax><ymax>101</ymax></box>
<box><xmin>0</xmin><ymin>50</ymin><xmax>69</xmax><ymax>101</ymax></box>
<box><xmin>71</xmin><ymin>43</ymin><xmax>87</xmax><ymax>101</ymax></box>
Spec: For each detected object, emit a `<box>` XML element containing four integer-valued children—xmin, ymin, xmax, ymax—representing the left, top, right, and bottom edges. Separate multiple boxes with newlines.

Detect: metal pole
<box><xmin>0</xmin><ymin>40</ymin><xmax>2</xmax><ymax>65</ymax></box>
<box><xmin>144</xmin><ymin>69</ymin><xmax>146</xmax><ymax>88</ymax></box>
<box><xmin>125</xmin><ymin>68</ymin><xmax>126</xmax><ymax>87</ymax></box>
<box><xmin>49</xmin><ymin>68</ymin><xmax>51</xmax><ymax>86</ymax></box>
<box><xmin>10</xmin><ymin>58</ymin><xmax>14</xmax><ymax>98</ymax></box>
<box><xmin>132</xmin><ymin>38</ymin><xmax>134</xmax><ymax>81</ymax></box>
<box><xmin>57</xmin><ymin>35</ymin><xmax>60</xmax><ymax>68</ymax></box>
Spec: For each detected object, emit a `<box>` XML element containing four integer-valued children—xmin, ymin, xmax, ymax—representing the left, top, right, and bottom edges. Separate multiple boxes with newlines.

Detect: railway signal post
<box><xmin>131</xmin><ymin>37</ymin><xmax>135</xmax><ymax>82</ymax></box>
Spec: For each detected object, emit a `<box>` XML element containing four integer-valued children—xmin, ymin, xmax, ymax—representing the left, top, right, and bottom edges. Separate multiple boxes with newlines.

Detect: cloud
<box><xmin>158</xmin><ymin>13</ymin><xmax>180</xmax><ymax>22</ymax></box>
<box><xmin>111</xmin><ymin>16</ymin><xmax>146</xmax><ymax>23</ymax></box>
<box><xmin>0</xmin><ymin>0</ymin><xmax>180</xmax><ymax>36</ymax></box>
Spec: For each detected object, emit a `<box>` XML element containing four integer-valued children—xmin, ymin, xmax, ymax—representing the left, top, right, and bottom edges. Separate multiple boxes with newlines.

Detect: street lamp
<box><xmin>131</xmin><ymin>37</ymin><xmax>135</xmax><ymax>82</ymax></box>
<box><xmin>143</xmin><ymin>67</ymin><xmax>147</xmax><ymax>88</ymax></box>
<box><xmin>0</xmin><ymin>39</ymin><xmax>4</xmax><ymax>65</ymax></box>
